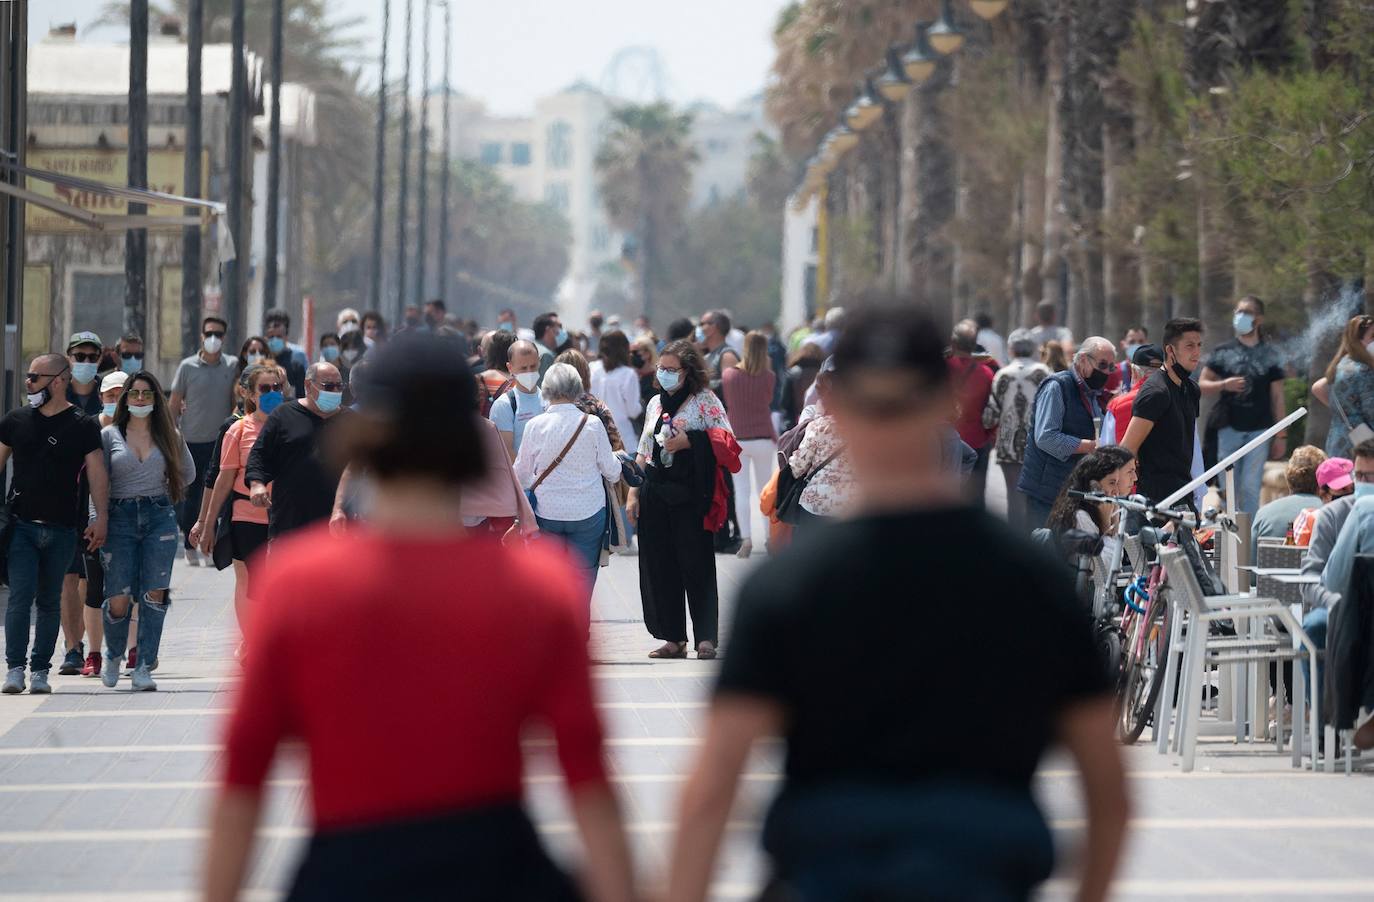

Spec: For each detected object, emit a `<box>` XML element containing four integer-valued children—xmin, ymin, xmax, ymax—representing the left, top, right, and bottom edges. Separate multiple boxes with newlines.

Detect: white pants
<box><xmin>734</xmin><ymin>438</ymin><xmax>778</xmax><ymax>541</ymax></box>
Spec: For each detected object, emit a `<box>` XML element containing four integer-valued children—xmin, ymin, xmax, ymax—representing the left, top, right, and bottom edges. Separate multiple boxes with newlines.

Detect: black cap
<box><xmin>357</xmin><ymin>331</ymin><xmax>475</xmax><ymax>415</ymax></box>
<box><xmin>1132</xmin><ymin>343</ymin><xmax>1165</xmax><ymax>367</ymax></box>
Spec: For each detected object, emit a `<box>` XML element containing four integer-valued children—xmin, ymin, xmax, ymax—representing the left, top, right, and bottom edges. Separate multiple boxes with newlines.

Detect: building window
<box><xmin>511</xmin><ymin>142</ymin><xmax>532</xmax><ymax>166</ymax></box>
<box><xmin>544</xmin><ymin>182</ymin><xmax>570</xmax><ymax>213</ymax></box>
<box><xmin>547</xmin><ymin>120</ymin><xmax>573</xmax><ymax>170</ymax></box>
<box><xmin>480</xmin><ymin>142</ymin><xmax>503</xmax><ymax>165</ymax></box>
<box><xmin>72</xmin><ymin>272</ymin><xmax>125</xmax><ymax>352</ymax></box>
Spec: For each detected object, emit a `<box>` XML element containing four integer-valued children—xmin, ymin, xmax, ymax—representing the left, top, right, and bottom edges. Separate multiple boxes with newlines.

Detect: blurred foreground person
<box><xmin>667</xmin><ymin>305</ymin><xmax>1128</xmax><ymax>902</ymax></box>
<box><xmin>206</xmin><ymin>334</ymin><xmax>635</xmax><ymax>902</ymax></box>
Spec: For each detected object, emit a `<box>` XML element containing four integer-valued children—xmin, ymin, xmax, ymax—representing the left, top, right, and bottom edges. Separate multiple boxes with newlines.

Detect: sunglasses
<box><xmin>314</xmin><ymin>381</ymin><xmax>344</xmax><ymax>393</ymax></box>
<box><xmin>70</xmin><ymin>352</ymin><xmax>101</xmax><ymax>363</ymax></box>
<box><xmin>125</xmin><ymin>389</ymin><xmax>157</xmax><ymax>401</ymax></box>
<box><xmin>1090</xmin><ymin>358</ymin><xmax>1115</xmax><ymax>373</ymax></box>
<box><xmin>24</xmin><ymin>369</ymin><xmax>66</xmax><ymax>384</ymax></box>
<box><xmin>204</xmin><ymin>330</ymin><xmax>226</xmax><ymax>339</ymax></box>
<box><xmin>256</xmin><ymin>382</ymin><xmax>284</xmax><ymax>394</ymax></box>
<box><xmin>120</xmin><ymin>352</ymin><xmax>143</xmax><ymax>360</ymax></box>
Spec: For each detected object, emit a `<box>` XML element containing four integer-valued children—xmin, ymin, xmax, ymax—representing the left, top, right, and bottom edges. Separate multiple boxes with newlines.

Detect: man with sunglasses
<box><xmin>170</xmin><ymin>316</ymin><xmax>239</xmax><ymax>567</ymax></box>
<box><xmin>1016</xmin><ymin>336</ymin><xmax>1117</xmax><ymax>528</ymax></box>
<box><xmin>65</xmin><ymin>331</ymin><xmax>105</xmax><ymax>418</ymax></box>
<box><xmin>244</xmin><ymin>361</ymin><xmax>352</xmax><ymax>542</ymax></box>
<box><xmin>1</xmin><ymin>355</ymin><xmax>109</xmax><ymax>695</ymax></box>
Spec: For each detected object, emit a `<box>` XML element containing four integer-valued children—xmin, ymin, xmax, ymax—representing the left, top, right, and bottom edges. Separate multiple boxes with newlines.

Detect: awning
<box><xmin>0</xmin><ymin>158</ymin><xmax>225</xmax><ymax>231</ymax></box>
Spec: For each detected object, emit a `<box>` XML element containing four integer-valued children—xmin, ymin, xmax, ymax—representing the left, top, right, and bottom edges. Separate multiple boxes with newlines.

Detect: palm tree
<box><xmin>594</xmin><ymin>103</ymin><xmax>698</xmax><ymax>321</ymax></box>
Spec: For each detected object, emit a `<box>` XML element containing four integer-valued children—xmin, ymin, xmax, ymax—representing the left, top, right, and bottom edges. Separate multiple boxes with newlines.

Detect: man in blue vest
<box><xmin>1017</xmin><ymin>336</ymin><xmax>1117</xmax><ymax>528</ymax></box>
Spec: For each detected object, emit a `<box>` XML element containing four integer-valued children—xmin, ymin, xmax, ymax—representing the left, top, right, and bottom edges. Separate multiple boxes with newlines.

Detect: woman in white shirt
<box><xmin>515</xmin><ymin>363</ymin><xmax>622</xmax><ymax>604</ymax></box>
<box><xmin>590</xmin><ymin>331</ymin><xmax>642</xmax><ymax>444</ymax></box>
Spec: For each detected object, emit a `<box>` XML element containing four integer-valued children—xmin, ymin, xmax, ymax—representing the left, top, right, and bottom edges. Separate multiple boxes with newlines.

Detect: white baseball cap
<box><xmin>100</xmin><ymin>371</ymin><xmax>129</xmax><ymax>394</ymax></box>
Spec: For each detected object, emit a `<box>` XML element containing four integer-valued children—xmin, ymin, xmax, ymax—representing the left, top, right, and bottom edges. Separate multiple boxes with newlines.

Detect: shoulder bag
<box><xmin>1331</xmin><ymin>388</ymin><xmax>1374</xmax><ymax>449</ymax></box>
<box><xmin>775</xmin><ymin>448</ymin><xmax>841</xmax><ymax>526</ymax></box>
<box><xmin>526</xmin><ymin>414</ymin><xmax>589</xmax><ymax>515</ymax></box>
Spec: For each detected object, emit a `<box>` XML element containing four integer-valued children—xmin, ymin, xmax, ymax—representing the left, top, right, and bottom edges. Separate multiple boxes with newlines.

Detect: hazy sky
<box><xmin>31</xmin><ymin>0</ymin><xmax>788</xmax><ymax>115</ymax></box>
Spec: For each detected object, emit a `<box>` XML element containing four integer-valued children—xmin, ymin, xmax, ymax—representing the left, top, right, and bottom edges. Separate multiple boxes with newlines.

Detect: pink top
<box><xmin>462</xmin><ymin>417</ymin><xmax>537</xmax><ymax>523</ymax></box>
<box><xmin>221</xmin><ymin>416</ymin><xmax>270</xmax><ymax>525</ymax></box>
<box><xmin>721</xmin><ymin>367</ymin><xmax>777</xmax><ymax>441</ymax></box>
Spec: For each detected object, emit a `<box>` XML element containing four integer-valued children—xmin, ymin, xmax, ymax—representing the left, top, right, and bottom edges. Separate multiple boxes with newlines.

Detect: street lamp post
<box><xmin>182</xmin><ymin>0</ymin><xmax>203</xmax><ymax>359</ymax></box>
<box><xmin>370</xmin><ymin>0</ymin><xmax>389</xmax><ymax>313</ymax></box>
<box><xmin>125</xmin><ymin>0</ymin><xmax>148</xmax><ymax>339</ymax></box>
<box><xmin>928</xmin><ymin>0</ymin><xmax>966</xmax><ymax>55</ymax></box>
<box><xmin>413</xmin><ymin>0</ymin><xmax>430</xmax><ymax>306</ymax></box>
<box><xmin>226</xmin><ymin>0</ymin><xmax>246</xmax><ymax>335</ymax></box>
<box><xmin>395</xmin><ymin>0</ymin><xmax>413</xmax><ymax>324</ymax></box>
<box><xmin>264</xmin><ymin>0</ymin><xmax>283</xmax><ymax>313</ymax></box>
<box><xmin>436</xmin><ymin>0</ymin><xmax>452</xmax><ymax>305</ymax></box>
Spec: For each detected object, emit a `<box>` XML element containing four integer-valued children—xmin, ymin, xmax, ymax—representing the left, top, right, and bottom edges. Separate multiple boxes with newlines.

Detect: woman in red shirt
<box><xmin>205</xmin><ymin>334</ymin><xmax>635</xmax><ymax>902</ymax></box>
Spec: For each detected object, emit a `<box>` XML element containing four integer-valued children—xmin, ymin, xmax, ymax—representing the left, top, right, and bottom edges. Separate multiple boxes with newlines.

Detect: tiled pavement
<box><xmin>3</xmin><ymin>509</ymin><xmax>1374</xmax><ymax>900</ymax></box>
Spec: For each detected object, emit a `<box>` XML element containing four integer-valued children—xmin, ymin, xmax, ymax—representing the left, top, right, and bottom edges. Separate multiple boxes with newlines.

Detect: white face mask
<box><xmin>128</xmin><ymin>403</ymin><xmax>154</xmax><ymax>419</ymax></box>
<box><xmin>514</xmin><ymin>371</ymin><xmax>540</xmax><ymax>391</ymax></box>
<box><xmin>203</xmin><ymin>335</ymin><xmax>223</xmax><ymax>354</ymax></box>
<box><xmin>1366</xmin><ymin>340</ymin><xmax>1374</xmax><ymax>356</ymax></box>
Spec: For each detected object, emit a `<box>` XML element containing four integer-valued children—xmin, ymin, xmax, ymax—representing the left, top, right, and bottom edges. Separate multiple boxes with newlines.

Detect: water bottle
<box><xmin>657</xmin><ymin>413</ymin><xmax>676</xmax><ymax>467</ymax></box>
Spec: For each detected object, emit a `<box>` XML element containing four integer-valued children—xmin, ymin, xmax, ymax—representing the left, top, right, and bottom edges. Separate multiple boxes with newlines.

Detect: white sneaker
<box><xmin>130</xmin><ymin>666</ymin><xmax>157</xmax><ymax>692</ymax></box>
<box><xmin>184</xmin><ymin>547</ymin><xmax>202</xmax><ymax>567</ymax></box>
<box><xmin>29</xmin><ymin>670</ymin><xmax>51</xmax><ymax>694</ymax></box>
<box><xmin>101</xmin><ymin>655</ymin><xmax>123</xmax><ymax>688</ymax></box>
<box><xmin>736</xmin><ymin>539</ymin><xmax>753</xmax><ymax>559</ymax></box>
<box><xmin>2</xmin><ymin>667</ymin><xmax>24</xmax><ymax>694</ymax></box>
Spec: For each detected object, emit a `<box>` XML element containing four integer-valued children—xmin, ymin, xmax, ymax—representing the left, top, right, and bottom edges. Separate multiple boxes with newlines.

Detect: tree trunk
<box><xmin>1195</xmin><ymin>168</ymin><xmax>1232</xmax><ymax>340</ymax></box>
<box><xmin>1037</xmin><ymin>4</ymin><xmax>1068</xmax><ymax>320</ymax></box>
<box><xmin>1101</xmin><ymin>79</ymin><xmax>1137</xmax><ymax>344</ymax></box>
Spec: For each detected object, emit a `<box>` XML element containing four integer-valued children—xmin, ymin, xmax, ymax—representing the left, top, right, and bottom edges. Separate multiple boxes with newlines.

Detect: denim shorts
<box><xmin>100</xmin><ymin>496</ymin><xmax>179</xmax><ymax>602</ymax></box>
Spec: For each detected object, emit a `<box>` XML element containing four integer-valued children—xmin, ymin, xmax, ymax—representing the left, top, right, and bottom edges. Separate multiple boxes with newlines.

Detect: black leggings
<box><xmin>638</xmin><ymin>488</ymin><xmax>719</xmax><ymax>647</ymax></box>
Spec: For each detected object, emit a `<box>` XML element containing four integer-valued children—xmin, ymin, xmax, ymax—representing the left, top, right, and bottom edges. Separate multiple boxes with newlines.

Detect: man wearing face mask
<box><xmin>65</xmin><ymin>332</ymin><xmax>106</xmax><ymax>417</ymax></box>
<box><xmin>170</xmin><ymin>316</ymin><xmax>239</xmax><ymax>567</ymax></box>
<box><xmin>532</xmin><ymin>312</ymin><xmax>565</xmax><ymax>380</ymax></box>
<box><xmin>490</xmin><ymin>340</ymin><xmax>548</xmax><ymax>461</ymax></box>
<box><xmin>264</xmin><ymin>308</ymin><xmax>308</xmax><ymax>398</ymax></box>
<box><xmin>1017</xmin><ymin>336</ymin><xmax>1116</xmax><ymax>528</ymax></box>
<box><xmin>1122</xmin><ymin>318</ymin><xmax>1205</xmax><ymax>515</ymax></box>
<box><xmin>244</xmin><ymin>362</ymin><xmax>352</xmax><ymax>543</ymax></box>
<box><xmin>1198</xmin><ymin>296</ymin><xmax>1287</xmax><ymax>515</ymax></box>
<box><xmin>113</xmin><ymin>333</ymin><xmax>146</xmax><ymax>377</ymax></box>
<box><xmin>1</xmin><ymin>355</ymin><xmax>109</xmax><ymax>695</ymax></box>
<box><xmin>1118</xmin><ymin>325</ymin><xmax>1148</xmax><ymax>392</ymax></box>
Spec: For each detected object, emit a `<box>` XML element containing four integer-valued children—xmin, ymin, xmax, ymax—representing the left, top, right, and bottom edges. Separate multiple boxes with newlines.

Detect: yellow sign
<box><xmin>22</xmin><ymin>264</ymin><xmax>52</xmax><ymax>360</ymax></box>
<box><xmin>24</xmin><ymin>149</ymin><xmax>203</xmax><ymax>233</ymax></box>
<box><xmin>159</xmin><ymin>265</ymin><xmax>184</xmax><ymax>361</ymax></box>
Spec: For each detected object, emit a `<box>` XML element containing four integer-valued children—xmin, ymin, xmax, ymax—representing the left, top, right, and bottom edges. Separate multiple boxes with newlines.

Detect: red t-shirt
<box><xmin>1107</xmin><ymin>387</ymin><xmax>1140</xmax><ymax>445</ymax></box>
<box><xmin>948</xmin><ymin>356</ymin><xmax>996</xmax><ymax>450</ymax></box>
<box><xmin>222</xmin><ymin>526</ymin><xmax>606</xmax><ymax>829</ymax></box>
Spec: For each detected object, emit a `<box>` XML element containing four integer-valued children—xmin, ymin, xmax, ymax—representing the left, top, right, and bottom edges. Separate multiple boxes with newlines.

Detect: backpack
<box><xmin>479</xmin><ymin>377</ymin><xmax>515</xmax><ymax>419</ymax></box>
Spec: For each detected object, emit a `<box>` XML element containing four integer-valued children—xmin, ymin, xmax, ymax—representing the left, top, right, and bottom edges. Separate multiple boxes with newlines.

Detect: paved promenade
<box><xmin>2</xmin><ymin>535</ymin><xmax>1374</xmax><ymax>900</ymax></box>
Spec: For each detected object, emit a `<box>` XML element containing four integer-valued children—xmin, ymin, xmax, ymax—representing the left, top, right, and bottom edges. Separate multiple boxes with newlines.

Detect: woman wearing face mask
<box><xmin>234</xmin><ymin>337</ymin><xmax>271</xmax><ymax>395</ymax></box>
<box><xmin>98</xmin><ymin>372</ymin><xmax>196</xmax><ymax>691</ymax></box>
<box><xmin>319</xmin><ymin>334</ymin><xmax>342</xmax><ymax>366</ymax></box>
<box><xmin>1313</xmin><ymin>314</ymin><xmax>1374</xmax><ymax>460</ymax></box>
<box><xmin>196</xmin><ymin>365</ymin><xmax>281</xmax><ymax>645</ymax></box>
<box><xmin>627</xmin><ymin>341</ymin><xmax>733</xmax><ymax>660</ymax></box>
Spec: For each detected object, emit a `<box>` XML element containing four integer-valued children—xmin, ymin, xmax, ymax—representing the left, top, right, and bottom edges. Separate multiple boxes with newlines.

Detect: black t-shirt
<box><xmin>274</xmin><ymin>349</ymin><xmax>308</xmax><ymax>400</ymax></box>
<box><xmin>717</xmin><ymin>507</ymin><xmax>1106</xmax><ymax>792</ymax></box>
<box><xmin>1204</xmin><ymin>340</ymin><xmax>1286</xmax><ymax>432</ymax></box>
<box><xmin>66</xmin><ymin>383</ymin><xmax>103</xmax><ymax>418</ymax></box>
<box><xmin>0</xmin><ymin>406</ymin><xmax>102</xmax><ymax>527</ymax></box>
<box><xmin>243</xmin><ymin>401</ymin><xmax>350</xmax><ymax>538</ymax></box>
<box><xmin>1131</xmin><ymin>368</ymin><xmax>1199</xmax><ymax>505</ymax></box>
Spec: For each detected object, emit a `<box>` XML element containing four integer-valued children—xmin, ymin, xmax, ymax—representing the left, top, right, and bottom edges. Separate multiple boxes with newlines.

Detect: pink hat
<box><xmin>1317</xmin><ymin>457</ymin><xmax>1354</xmax><ymax>492</ymax></box>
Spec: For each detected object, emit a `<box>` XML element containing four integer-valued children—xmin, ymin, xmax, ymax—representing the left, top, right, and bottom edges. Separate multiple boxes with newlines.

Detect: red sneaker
<box><xmin>126</xmin><ymin>647</ymin><xmax>137</xmax><ymax>672</ymax></box>
<box><xmin>81</xmin><ymin>652</ymin><xmax>102</xmax><ymax>677</ymax></box>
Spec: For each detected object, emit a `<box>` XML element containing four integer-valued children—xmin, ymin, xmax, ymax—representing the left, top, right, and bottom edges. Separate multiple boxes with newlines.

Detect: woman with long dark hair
<box><xmin>206</xmin><ymin>334</ymin><xmax>634</xmax><ymax>902</ymax></box>
<box><xmin>1046</xmin><ymin>447</ymin><xmax>1137</xmax><ymax>569</ymax></box>
<box><xmin>98</xmin><ymin>371</ymin><xmax>195</xmax><ymax>691</ymax></box>
<box><xmin>1314</xmin><ymin>314</ymin><xmax>1374</xmax><ymax>459</ymax></box>
<box><xmin>591</xmin><ymin>331</ymin><xmax>642</xmax><ymax>444</ymax></box>
<box><xmin>627</xmin><ymin>340</ymin><xmax>733</xmax><ymax>660</ymax></box>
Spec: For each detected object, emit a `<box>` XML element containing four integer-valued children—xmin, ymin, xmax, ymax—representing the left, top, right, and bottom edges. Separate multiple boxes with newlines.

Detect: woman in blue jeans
<box><xmin>515</xmin><ymin>363</ymin><xmax>622</xmax><ymax>605</ymax></box>
<box><xmin>99</xmin><ymin>371</ymin><xmax>195</xmax><ymax>691</ymax></box>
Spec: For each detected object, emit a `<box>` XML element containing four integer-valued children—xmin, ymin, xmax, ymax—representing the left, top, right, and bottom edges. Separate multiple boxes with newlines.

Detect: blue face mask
<box><xmin>102</xmin><ymin>402</ymin><xmax>117</xmax><ymax>418</ymax></box>
<box><xmin>258</xmin><ymin>390</ymin><xmax>284</xmax><ymax>415</ymax></box>
<box><xmin>695</xmin><ymin>326</ymin><xmax>706</xmax><ymax>344</ymax></box>
<box><xmin>1233</xmin><ymin>311</ymin><xmax>1256</xmax><ymax>336</ymax></box>
<box><xmin>555</xmin><ymin>328</ymin><xmax>569</xmax><ymax>347</ymax></box>
<box><xmin>71</xmin><ymin>361</ymin><xmax>99</xmax><ymax>384</ymax></box>
<box><xmin>1355</xmin><ymin>481</ymin><xmax>1374</xmax><ymax>499</ymax></box>
<box><xmin>267</xmin><ymin>336</ymin><xmax>286</xmax><ymax>354</ymax></box>
<box><xmin>321</xmin><ymin>346</ymin><xmax>340</xmax><ymax>362</ymax></box>
<box><xmin>1123</xmin><ymin>344</ymin><xmax>1142</xmax><ymax>363</ymax></box>
<box><xmin>657</xmin><ymin>368</ymin><xmax>682</xmax><ymax>392</ymax></box>
<box><xmin>499</xmin><ymin>322</ymin><xmax>515</xmax><ymax>333</ymax></box>
<box><xmin>120</xmin><ymin>356</ymin><xmax>143</xmax><ymax>375</ymax></box>
<box><xmin>315</xmin><ymin>390</ymin><xmax>343</xmax><ymax>413</ymax></box>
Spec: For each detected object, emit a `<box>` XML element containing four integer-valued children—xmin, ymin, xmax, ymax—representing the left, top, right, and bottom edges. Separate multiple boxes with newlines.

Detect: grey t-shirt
<box><xmin>170</xmin><ymin>352</ymin><xmax>239</xmax><ymax>442</ymax></box>
<box><xmin>101</xmin><ymin>424</ymin><xmax>196</xmax><ymax>500</ymax></box>
<box><xmin>489</xmin><ymin>387</ymin><xmax>547</xmax><ymax>454</ymax></box>
<box><xmin>1251</xmin><ymin>492</ymin><xmax>1321</xmax><ymax>548</ymax></box>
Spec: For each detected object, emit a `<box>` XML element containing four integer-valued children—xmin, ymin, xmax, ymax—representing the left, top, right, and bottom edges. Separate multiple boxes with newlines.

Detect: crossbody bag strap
<box><xmin>806</xmin><ymin>448</ymin><xmax>842</xmax><ymax>481</ymax></box>
<box><xmin>530</xmin><ymin>414</ymin><xmax>590</xmax><ymax>494</ymax></box>
<box><xmin>1331</xmin><ymin>385</ymin><xmax>1355</xmax><ymax>430</ymax></box>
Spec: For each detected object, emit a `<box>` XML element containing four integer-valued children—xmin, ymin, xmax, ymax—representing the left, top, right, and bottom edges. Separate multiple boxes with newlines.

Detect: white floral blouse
<box><xmin>788</xmin><ymin>414</ymin><xmax>854</xmax><ymax>517</ymax></box>
<box><xmin>636</xmin><ymin>390</ymin><xmax>733</xmax><ymax>460</ymax></box>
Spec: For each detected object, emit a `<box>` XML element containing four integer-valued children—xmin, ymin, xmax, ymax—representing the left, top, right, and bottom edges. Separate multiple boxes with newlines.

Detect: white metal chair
<box><xmin>1156</xmin><ymin>546</ymin><xmax>1321</xmax><ymax>772</ymax></box>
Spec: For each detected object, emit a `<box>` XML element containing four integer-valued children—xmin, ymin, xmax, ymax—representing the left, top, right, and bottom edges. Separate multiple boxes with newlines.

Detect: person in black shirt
<box><xmin>1198</xmin><ymin>295</ymin><xmax>1288</xmax><ymax>515</ymax></box>
<box><xmin>667</xmin><ymin>305</ymin><xmax>1127</xmax><ymax>902</ymax></box>
<box><xmin>1</xmin><ymin>354</ymin><xmax>109</xmax><ymax>695</ymax></box>
<box><xmin>244</xmin><ymin>362</ymin><xmax>351</xmax><ymax>541</ymax></box>
<box><xmin>1124</xmin><ymin>318</ymin><xmax>1204</xmax><ymax>513</ymax></box>
<box><xmin>65</xmin><ymin>330</ymin><xmax>105</xmax><ymax>418</ymax></box>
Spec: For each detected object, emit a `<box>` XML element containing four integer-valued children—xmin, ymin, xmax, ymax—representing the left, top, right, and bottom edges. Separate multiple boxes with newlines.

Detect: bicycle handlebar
<box><xmin>1067</xmin><ymin>489</ymin><xmax>1200</xmax><ymax>529</ymax></box>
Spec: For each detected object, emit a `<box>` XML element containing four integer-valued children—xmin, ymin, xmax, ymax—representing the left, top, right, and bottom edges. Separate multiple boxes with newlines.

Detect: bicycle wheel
<box><xmin>1119</xmin><ymin>598</ymin><xmax>1170</xmax><ymax>744</ymax></box>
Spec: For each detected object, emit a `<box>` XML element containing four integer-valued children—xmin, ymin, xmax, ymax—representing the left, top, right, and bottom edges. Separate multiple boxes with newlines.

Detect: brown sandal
<box><xmin>696</xmin><ymin>642</ymin><xmax>717</xmax><ymax>660</ymax></box>
<box><xmin>648</xmin><ymin>641</ymin><xmax>688</xmax><ymax>659</ymax></box>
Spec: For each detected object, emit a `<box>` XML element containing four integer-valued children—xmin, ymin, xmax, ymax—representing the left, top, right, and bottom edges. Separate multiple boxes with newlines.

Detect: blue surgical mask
<box><xmin>499</xmin><ymin>322</ymin><xmax>515</xmax><ymax>333</ymax></box>
<box><xmin>316</xmin><ymin>390</ymin><xmax>343</xmax><ymax>413</ymax></box>
<box><xmin>657</xmin><ymin>368</ymin><xmax>682</xmax><ymax>392</ymax></box>
<box><xmin>247</xmin><ymin>352</ymin><xmax>266</xmax><ymax>366</ymax></box>
<box><xmin>259</xmin><ymin>390</ymin><xmax>284</xmax><ymax>415</ymax></box>
<box><xmin>1123</xmin><ymin>344</ymin><xmax>1142</xmax><ymax>363</ymax></box>
<box><xmin>322</xmin><ymin>346</ymin><xmax>341</xmax><ymax>362</ymax></box>
<box><xmin>102</xmin><ymin>402</ymin><xmax>117</xmax><ymax>418</ymax></box>
<box><xmin>695</xmin><ymin>326</ymin><xmax>706</xmax><ymax>344</ymax></box>
<box><xmin>267</xmin><ymin>336</ymin><xmax>286</xmax><ymax>354</ymax></box>
<box><xmin>72</xmin><ymin>361</ymin><xmax>99</xmax><ymax>384</ymax></box>
<box><xmin>555</xmin><ymin>328</ymin><xmax>569</xmax><ymax>347</ymax></box>
<box><xmin>1233</xmin><ymin>311</ymin><xmax>1255</xmax><ymax>336</ymax></box>
<box><xmin>120</xmin><ymin>356</ymin><xmax>143</xmax><ymax>375</ymax></box>
<box><xmin>128</xmin><ymin>403</ymin><xmax>154</xmax><ymax>419</ymax></box>
<box><xmin>1355</xmin><ymin>482</ymin><xmax>1374</xmax><ymax>499</ymax></box>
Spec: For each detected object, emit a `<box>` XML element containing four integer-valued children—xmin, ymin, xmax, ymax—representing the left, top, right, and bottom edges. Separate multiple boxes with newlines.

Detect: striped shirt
<box><xmin>722</xmin><ymin>367</ymin><xmax>777</xmax><ymax>441</ymax></box>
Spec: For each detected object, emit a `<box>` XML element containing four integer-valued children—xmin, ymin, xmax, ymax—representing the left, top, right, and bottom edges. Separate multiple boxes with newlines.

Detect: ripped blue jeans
<box><xmin>100</xmin><ymin>496</ymin><xmax>178</xmax><ymax>665</ymax></box>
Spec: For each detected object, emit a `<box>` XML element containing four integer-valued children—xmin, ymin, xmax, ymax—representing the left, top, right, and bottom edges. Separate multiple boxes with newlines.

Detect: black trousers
<box><xmin>178</xmin><ymin>441</ymin><xmax>215</xmax><ymax>549</ymax></box>
<box><xmin>639</xmin><ymin>488</ymin><xmax>718</xmax><ymax>647</ymax></box>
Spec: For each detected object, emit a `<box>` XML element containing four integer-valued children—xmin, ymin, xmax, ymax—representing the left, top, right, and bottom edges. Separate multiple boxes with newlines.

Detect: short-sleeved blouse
<box><xmin>636</xmin><ymin>389</ymin><xmax>733</xmax><ymax>459</ymax></box>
